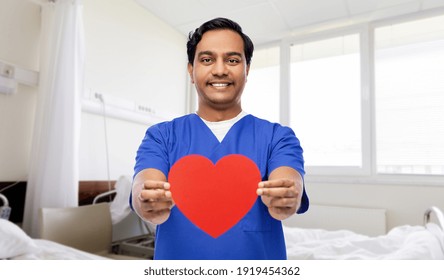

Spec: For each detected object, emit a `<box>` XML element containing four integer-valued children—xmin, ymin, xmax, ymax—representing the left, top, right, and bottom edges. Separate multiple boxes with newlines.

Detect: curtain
<box><xmin>23</xmin><ymin>0</ymin><xmax>84</xmax><ymax>237</ymax></box>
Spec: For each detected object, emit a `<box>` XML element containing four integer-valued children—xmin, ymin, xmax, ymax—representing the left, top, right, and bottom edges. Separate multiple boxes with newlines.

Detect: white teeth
<box><xmin>211</xmin><ymin>83</ymin><xmax>229</xmax><ymax>87</ymax></box>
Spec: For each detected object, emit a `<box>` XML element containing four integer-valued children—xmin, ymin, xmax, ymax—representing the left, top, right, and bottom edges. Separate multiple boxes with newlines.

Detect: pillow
<box><xmin>0</xmin><ymin>218</ymin><xmax>38</xmax><ymax>259</ymax></box>
<box><xmin>110</xmin><ymin>175</ymin><xmax>132</xmax><ymax>224</ymax></box>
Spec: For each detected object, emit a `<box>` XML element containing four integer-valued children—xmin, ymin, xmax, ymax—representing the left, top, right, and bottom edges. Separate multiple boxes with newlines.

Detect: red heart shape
<box><xmin>169</xmin><ymin>154</ymin><xmax>261</xmax><ymax>238</ymax></box>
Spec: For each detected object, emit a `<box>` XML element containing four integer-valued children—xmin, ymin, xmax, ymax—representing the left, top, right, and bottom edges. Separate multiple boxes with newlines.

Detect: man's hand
<box><xmin>132</xmin><ymin>168</ymin><xmax>174</xmax><ymax>225</ymax></box>
<box><xmin>256</xmin><ymin>166</ymin><xmax>303</xmax><ymax>220</ymax></box>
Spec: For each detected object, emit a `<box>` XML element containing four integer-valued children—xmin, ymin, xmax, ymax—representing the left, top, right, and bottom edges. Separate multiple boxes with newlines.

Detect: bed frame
<box><xmin>285</xmin><ymin>204</ymin><xmax>444</xmax><ymax>237</ymax></box>
<box><xmin>424</xmin><ymin>206</ymin><xmax>444</xmax><ymax>230</ymax></box>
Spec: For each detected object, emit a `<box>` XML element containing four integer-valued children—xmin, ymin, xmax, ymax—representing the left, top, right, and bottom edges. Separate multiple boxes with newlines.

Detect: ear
<box><xmin>187</xmin><ymin>63</ymin><xmax>194</xmax><ymax>83</ymax></box>
<box><xmin>245</xmin><ymin>64</ymin><xmax>250</xmax><ymax>83</ymax></box>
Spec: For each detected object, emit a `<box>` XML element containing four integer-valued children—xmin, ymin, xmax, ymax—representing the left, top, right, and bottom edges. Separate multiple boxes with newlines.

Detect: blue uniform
<box><xmin>132</xmin><ymin>113</ymin><xmax>309</xmax><ymax>259</ymax></box>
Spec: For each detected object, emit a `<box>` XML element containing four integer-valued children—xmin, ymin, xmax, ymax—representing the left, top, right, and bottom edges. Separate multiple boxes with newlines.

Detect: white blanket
<box><xmin>10</xmin><ymin>239</ymin><xmax>109</xmax><ymax>260</ymax></box>
<box><xmin>284</xmin><ymin>224</ymin><xmax>444</xmax><ymax>260</ymax></box>
<box><xmin>0</xmin><ymin>218</ymin><xmax>108</xmax><ymax>260</ymax></box>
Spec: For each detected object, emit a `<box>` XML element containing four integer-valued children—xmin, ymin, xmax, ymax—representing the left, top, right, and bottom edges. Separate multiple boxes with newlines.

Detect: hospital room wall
<box><xmin>80</xmin><ymin>0</ymin><xmax>188</xmax><ymax>180</ymax></box>
<box><xmin>0</xmin><ymin>0</ymin><xmax>188</xmax><ymax>182</ymax></box>
<box><xmin>0</xmin><ymin>0</ymin><xmax>40</xmax><ymax>181</ymax></box>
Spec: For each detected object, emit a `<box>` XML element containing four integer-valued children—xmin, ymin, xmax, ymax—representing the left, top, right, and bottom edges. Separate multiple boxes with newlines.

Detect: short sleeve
<box><xmin>134</xmin><ymin>123</ymin><xmax>170</xmax><ymax>178</ymax></box>
<box><xmin>268</xmin><ymin>125</ymin><xmax>305</xmax><ymax>177</ymax></box>
<box><xmin>130</xmin><ymin>123</ymin><xmax>170</xmax><ymax>211</ymax></box>
<box><xmin>268</xmin><ymin>125</ymin><xmax>309</xmax><ymax>214</ymax></box>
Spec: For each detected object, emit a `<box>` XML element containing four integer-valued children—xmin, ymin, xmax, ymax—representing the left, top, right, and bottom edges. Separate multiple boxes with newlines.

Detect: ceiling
<box><xmin>135</xmin><ymin>0</ymin><xmax>444</xmax><ymax>45</ymax></box>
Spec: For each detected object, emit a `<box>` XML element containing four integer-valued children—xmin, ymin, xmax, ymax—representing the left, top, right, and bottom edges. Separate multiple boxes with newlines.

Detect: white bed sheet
<box><xmin>284</xmin><ymin>223</ymin><xmax>444</xmax><ymax>260</ymax></box>
<box><xmin>10</xmin><ymin>239</ymin><xmax>110</xmax><ymax>260</ymax></box>
<box><xmin>0</xmin><ymin>218</ymin><xmax>108</xmax><ymax>260</ymax></box>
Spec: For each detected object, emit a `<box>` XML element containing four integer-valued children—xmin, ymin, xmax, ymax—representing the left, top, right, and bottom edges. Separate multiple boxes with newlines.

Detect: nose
<box><xmin>211</xmin><ymin>60</ymin><xmax>228</xmax><ymax>76</ymax></box>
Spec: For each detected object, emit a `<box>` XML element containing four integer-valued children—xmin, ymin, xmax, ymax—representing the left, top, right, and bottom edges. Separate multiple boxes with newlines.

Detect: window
<box><xmin>289</xmin><ymin>34</ymin><xmax>362</xmax><ymax>167</ymax></box>
<box><xmin>374</xmin><ymin>15</ymin><xmax>444</xmax><ymax>175</ymax></box>
<box><xmin>242</xmin><ymin>46</ymin><xmax>280</xmax><ymax>123</ymax></box>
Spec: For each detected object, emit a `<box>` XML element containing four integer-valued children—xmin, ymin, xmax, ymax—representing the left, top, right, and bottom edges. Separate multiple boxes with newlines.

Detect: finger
<box><xmin>164</xmin><ymin>190</ymin><xmax>172</xmax><ymax>198</ymax></box>
<box><xmin>142</xmin><ymin>208</ymin><xmax>172</xmax><ymax>220</ymax></box>
<box><xmin>143</xmin><ymin>180</ymin><xmax>170</xmax><ymax>190</ymax></box>
<box><xmin>141</xmin><ymin>200</ymin><xmax>173</xmax><ymax>212</ymax></box>
<box><xmin>258</xmin><ymin>178</ymin><xmax>294</xmax><ymax>189</ymax></box>
<box><xmin>268</xmin><ymin>197</ymin><xmax>298</xmax><ymax>208</ymax></box>
<box><xmin>268</xmin><ymin>205</ymin><xmax>297</xmax><ymax>216</ymax></box>
<box><xmin>258</xmin><ymin>186</ymin><xmax>298</xmax><ymax>198</ymax></box>
<box><xmin>139</xmin><ymin>188</ymin><xmax>171</xmax><ymax>201</ymax></box>
<box><xmin>140</xmin><ymin>200</ymin><xmax>174</xmax><ymax>212</ymax></box>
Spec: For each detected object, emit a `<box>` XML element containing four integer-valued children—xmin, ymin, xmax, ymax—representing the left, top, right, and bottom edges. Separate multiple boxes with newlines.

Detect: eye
<box><xmin>200</xmin><ymin>57</ymin><xmax>213</xmax><ymax>64</ymax></box>
<box><xmin>227</xmin><ymin>58</ymin><xmax>240</xmax><ymax>65</ymax></box>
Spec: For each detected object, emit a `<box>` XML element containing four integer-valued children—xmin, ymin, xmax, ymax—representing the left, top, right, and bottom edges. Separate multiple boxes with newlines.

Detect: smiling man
<box><xmin>130</xmin><ymin>17</ymin><xmax>309</xmax><ymax>260</ymax></box>
<box><xmin>189</xmin><ymin>28</ymin><xmax>248</xmax><ymax>120</ymax></box>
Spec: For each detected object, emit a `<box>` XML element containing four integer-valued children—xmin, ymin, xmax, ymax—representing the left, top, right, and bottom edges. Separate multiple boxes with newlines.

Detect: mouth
<box><xmin>208</xmin><ymin>81</ymin><xmax>232</xmax><ymax>88</ymax></box>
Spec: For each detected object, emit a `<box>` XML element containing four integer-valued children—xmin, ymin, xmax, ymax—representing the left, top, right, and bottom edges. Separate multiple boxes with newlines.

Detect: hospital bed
<box><xmin>0</xmin><ymin>192</ymin><xmax>104</xmax><ymax>260</ymax></box>
<box><xmin>0</xmin><ymin>218</ymin><xmax>109</xmax><ymax>260</ymax></box>
<box><xmin>0</xmin><ymin>177</ymin><xmax>154</xmax><ymax>260</ymax></box>
<box><xmin>283</xmin><ymin>205</ymin><xmax>444</xmax><ymax>259</ymax></box>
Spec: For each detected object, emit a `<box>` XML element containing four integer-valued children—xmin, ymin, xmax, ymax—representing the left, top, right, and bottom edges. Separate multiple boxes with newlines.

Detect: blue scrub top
<box><xmin>133</xmin><ymin>114</ymin><xmax>309</xmax><ymax>260</ymax></box>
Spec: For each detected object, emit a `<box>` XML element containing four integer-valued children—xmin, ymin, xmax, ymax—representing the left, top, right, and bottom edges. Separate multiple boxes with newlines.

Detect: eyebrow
<box><xmin>197</xmin><ymin>51</ymin><xmax>243</xmax><ymax>57</ymax></box>
<box><xmin>226</xmin><ymin>51</ymin><xmax>243</xmax><ymax>57</ymax></box>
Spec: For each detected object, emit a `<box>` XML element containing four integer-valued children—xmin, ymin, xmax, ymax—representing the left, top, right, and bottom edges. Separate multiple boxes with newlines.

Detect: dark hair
<box><xmin>187</xmin><ymin>17</ymin><xmax>254</xmax><ymax>65</ymax></box>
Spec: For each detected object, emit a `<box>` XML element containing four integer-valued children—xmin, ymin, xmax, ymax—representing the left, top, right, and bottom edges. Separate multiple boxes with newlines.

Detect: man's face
<box><xmin>188</xmin><ymin>29</ymin><xmax>250</xmax><ymax>112</ymax></box>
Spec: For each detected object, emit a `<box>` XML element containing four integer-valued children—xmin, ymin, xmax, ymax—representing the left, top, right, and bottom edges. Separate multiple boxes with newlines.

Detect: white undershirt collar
<box><xmin>198</xmin><ymin>111</ymin><xmax>248</xmax><ymax>142</ymax></box>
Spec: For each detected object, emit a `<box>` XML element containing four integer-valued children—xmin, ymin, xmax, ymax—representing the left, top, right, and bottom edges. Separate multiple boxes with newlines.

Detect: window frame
<box><xmin>282</xmin><ymin>25</ymin><xmax>370</xmax><ymax>177</ymax></box>
<box><xmin>278</xmin><ymin>10</ymin><xmax>444</xmax><ymax>186</ymax></box>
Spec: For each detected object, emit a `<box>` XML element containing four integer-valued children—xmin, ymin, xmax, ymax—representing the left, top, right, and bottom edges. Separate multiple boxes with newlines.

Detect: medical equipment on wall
<box><xmin>0</xmin><ymin>193</ymin><xmax>11</xmax><ymax>220</ymax></box>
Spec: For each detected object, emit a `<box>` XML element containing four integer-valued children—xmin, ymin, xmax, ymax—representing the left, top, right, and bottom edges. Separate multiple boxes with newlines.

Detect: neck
<box><xmin>196</xmin><ymin>106</ymin><xmax>242</xmax><ymax>122</ymax></box>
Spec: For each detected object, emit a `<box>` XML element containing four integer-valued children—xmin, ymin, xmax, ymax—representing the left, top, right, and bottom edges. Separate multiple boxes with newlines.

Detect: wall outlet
<box><xmin>136</xmin><ymin>104</ymin><xmax>155</xmax><ymax>115</ymax></box>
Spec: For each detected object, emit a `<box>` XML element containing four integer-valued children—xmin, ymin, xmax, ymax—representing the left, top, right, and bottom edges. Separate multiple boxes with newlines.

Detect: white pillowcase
<box><xmin>0</xmin><ymin>218</ymin><xmax>38</xmax><ymax>259</ymax></box>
